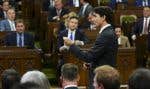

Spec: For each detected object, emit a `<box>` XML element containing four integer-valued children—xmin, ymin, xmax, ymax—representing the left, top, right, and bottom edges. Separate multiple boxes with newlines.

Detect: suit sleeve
<box><xmin>69</xmin><ymin>33</ymin><xmax>111</xmax><ymax>63</ymax></box>
<box><xmin>0</xmin><ymin>21</ymin><xmax>5</xmax><ymax>31</ymax></box>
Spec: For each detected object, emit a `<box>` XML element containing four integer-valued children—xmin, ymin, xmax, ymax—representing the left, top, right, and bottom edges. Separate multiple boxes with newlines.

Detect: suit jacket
<box><xmin>110</xmin><ymin>0</ymin><xmax>128</xmax><ymax>9</ymax></box>
<box><xmin>5</xmin><ymin>32</ymin><xmax>35</xmax><ymax>49</ymax></box>
<box><xmin>132</xmin><ymin>18</ymin><xmax>144</xmax><ymax>36</ymax></box>
<box><xmin>42</xmin><ymin>0</ymin><xmax>50</xmax><ymax>11</ymax></box>
<box><xmin>78</xmin><ymin>4</ymin><xmax>93</xmax><ymax>18</ymax></box>
<box><xmin>48</xmin><ymin>6</ymin><xmax>69</xmax><ymax>22</ymax></box>
<box><xmin>119</xmin><ymin>35</ymin><xmax>130</xmax><ymax>48</ymax></box>
<box><xmin>136</xmin><ymin>0</ymin><xmax>150</xmax><ymax>7</ymax></box>
<box><xmin>0</xmin><ymin>19</ymin><xmax>12</xmax><ymax>31</ymax></box>
<box><xmin>0</xmin><ymin>9</ymin><xmax>6</xmax><ymax>20</ymax></box>
<box><xmin>65</xmin><ymin>87</ymin><xmax>78</xmax><ymax>89</ymax></box>
<box><xmin>57</xmin><ymin>29</ymin><xmax>89</xmax><ymax>49</ymax></box>
<box><xmin>69</xmin><ymin>26</ymin><xmax>118</xmax><ymax>68</ymax></box>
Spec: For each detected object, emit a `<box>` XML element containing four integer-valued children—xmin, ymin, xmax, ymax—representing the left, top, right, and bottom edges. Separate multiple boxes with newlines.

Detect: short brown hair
<box><xmin>15</xmin><ymin>19</ymin><xmax>25</xmax><ymax>26</ymax></box>
<box><xmin>94</xmin><ymin>65</ymin><xmax>120</xmax><ymax>89</ymax></box>
<box><xmin>61</xmin><ymin>63</ymin><xmax>79</xmax><ymax>81</ymax></box>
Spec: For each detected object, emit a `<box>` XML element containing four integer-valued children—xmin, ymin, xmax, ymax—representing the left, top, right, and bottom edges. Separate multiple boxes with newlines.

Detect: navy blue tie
<box><xmin>70</xmin><ymin>32</ymin><xmax>73</xmax><ymax>40</ymax></box>
<box><xmin>19</xmin><ymin>33</ymin><xmax>22</xmax><ymax>47</ymax></box>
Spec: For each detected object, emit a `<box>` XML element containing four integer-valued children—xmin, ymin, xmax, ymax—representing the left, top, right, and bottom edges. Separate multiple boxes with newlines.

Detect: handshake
<box><xmin>63</xmin><ymin>37</ymin><xmax>84</xmax><ymax>46</ymax></box>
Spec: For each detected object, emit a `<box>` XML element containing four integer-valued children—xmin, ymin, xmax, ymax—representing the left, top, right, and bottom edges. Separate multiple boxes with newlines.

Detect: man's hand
<box><xmin>59</xmin><ymin>46</ymin><xmax>68</xmax><ymax>52</ymax></box>
<box><xmin>75</xmin><ymin>40</ymin><xmax>84</xmax><ymax>46</ymax></box>
<box><xmin>63</xmin><ymin>37</ymin><xmax>74</xmax><ymax>46</ymax></box>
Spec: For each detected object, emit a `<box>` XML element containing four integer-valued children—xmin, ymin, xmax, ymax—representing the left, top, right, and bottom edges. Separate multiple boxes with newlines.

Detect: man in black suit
<box><xmin>60</xmin><ymin>63</ymin><xmax>79</xmax><ymax>89</ymax></box>
<box><xmin>78</xmin><ymin>0</ymin><xmax>93</xmax><ymax>18</ymax></box>
<box><xmin>132</xmin><ymin>7</ymin><xmax>150</xmax><ymax>40</ymax></box>
<box><xmin>48</xmin><ymin>0</ymin><xmax>69</xmax><ymax>22</ymax></box>
<box><xmin>58</xmin><ymin>16</ymin><xmax>89</xmax><ymax>52</ymax></box>
<box><xmin>4</xmin><ymin>19</ymin><xmax>35</xmax><ymax>49</ymax></box>
<box><xmin>64</xmin><ymin>6</ymin><xmax>118</xmax><ymax>89</ymax></box>
<box><xmin>132</xmin><ymin>7</ymin><xmax>150</xmax><ymax>67</ymax></box>
<box><xmin>0</xmin><ymin>1</ymin><xmax>10</xmax><ymax>19</ymax></box>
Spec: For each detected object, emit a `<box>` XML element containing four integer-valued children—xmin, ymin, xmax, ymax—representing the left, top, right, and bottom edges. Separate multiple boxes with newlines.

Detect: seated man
<box><xmin>60</xmin><ymin>63</ymin><xmax>79</xmax><ymax>89</ymax></box>
<box><xmin>2</xmin><ymin>69</ymin><xmax>20</xmax><ymax>89</ymax></box>
<box><xmin>93</xmin><ymin>65</ymin><xmax>120</xmax><ymax>89</ymax></box>
<box><xmin>115</xmin><ymin>26</ymin><xmax>130</xmax><ymax>47</ymax></box>
<box><xmin>128</xmin><ymin>68</ymin><xmax>150</xmax><ymax>89</ymax></box>
<box><xmin>4</xmin><ymin>19</ymin><xmax>35</xmax><ymax>49</ymax></box>
<box><xmin>48</xmin><ymin>0</ymin><xmax>69</xmax><ymax>22</ymax></box>
<box><xmin>0</xmin><ymin>8</ymin><xmax>16</xmax><ymax>31</ymax></box>
<box><xmin>57</xmin><ymin>16</ymin><xmax>89</xmax><ymax>52</ymax></box>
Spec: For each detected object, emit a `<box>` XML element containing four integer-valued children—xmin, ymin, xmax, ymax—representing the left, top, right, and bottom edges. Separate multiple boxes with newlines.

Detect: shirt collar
<box><xmin>83</xmin><ymin>3</ymin><xmax>89</xmax><ymax>8</ymax></box>
<box><xmin>99</xmin><ymin>24</ymin><xmax>111</xmax><ymax>34</ymax></box>
<box><xmin>68</xmin><ymin>29</ymin><xmax>76</xmax><ymax>33</ymax></box>
<box><xmin>64</xmin><ymin>84</ymin><xmax>77</xmax><ymax>89</ymax></box>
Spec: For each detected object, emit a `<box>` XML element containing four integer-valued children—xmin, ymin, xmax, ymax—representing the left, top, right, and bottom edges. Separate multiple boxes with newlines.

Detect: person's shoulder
<box><xmin>0</xmin><ymin>19</ymin><xmax>8</xmax><ymax>23</ymax></box>
<box><xmin>120</xmin><ymin>35</ymin><xmax>128</xmax><ymax>39</ymax></box>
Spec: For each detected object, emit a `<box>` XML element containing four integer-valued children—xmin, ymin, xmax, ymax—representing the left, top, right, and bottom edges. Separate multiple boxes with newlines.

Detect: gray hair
<box><xmin>21</xmin><ymin>70</ymin><xmax>50</xmax><ymax>89</ymax></box>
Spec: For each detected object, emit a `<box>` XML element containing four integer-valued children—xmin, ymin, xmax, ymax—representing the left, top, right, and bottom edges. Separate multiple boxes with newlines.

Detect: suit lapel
<box><xmin>6</xmin><ymin>20</ymin><xmax>11</xmax><ymax>31</ymax></box>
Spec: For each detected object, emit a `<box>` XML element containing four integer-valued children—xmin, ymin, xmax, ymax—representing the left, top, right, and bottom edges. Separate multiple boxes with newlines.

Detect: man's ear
<box><xmin>103</xmin><ymin>15</ymin><xmax>106</xmax><ymax>20</ymax></box>
<box><xmin>77</xmin><ymin>74</ymin><xmax>80</xmax><ymax>82</ymax></box>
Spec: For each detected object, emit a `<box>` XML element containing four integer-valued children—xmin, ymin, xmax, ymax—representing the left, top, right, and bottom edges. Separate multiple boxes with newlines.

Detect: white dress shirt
<box><xmin>142</xmin><ymin>17</ymin><xmax>150</xmax><ymax>34</ymax></box>
<box><xmin>99</xmin><ymin>24</ymin><xmax>111</xmax><ymax>34</ymax></box>
<box><xmin>17</xmin><ymin>33</ymin><xmax>24</xmax><ymax>47</ymax></box>
<box><xmin>67</xmin><ymin>29</ymin><xmax>76</xmax><ymax>41</ymax></box>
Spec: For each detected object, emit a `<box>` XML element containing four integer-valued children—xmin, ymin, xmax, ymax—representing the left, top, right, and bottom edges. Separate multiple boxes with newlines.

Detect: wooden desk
<box><xmin>0</xmin><ymin>47</ymin><xmax>42</xmax><ymax>77</ymax></box>
<box><xmin>117</xmin><ymin>47</ymin><xmax>137</xmax><ymax>84</ymax></box>
<box><xmin>61</xmin><ymin>52</ymin><xmax>88</xmax><ymax>87</ymax></box>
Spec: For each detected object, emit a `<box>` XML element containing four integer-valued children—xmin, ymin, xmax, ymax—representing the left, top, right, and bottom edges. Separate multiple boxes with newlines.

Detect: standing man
<box><xmin>48</xmin><ymin>0</ymin><xmax>69</xmax><ymax>22</ymax></box>
<box><xmin>132</xmin><ymin>7</ymin><xmax>150</xmax><ymax>40</ymax></box>
<box><xmin>60</xmin><ymin>63</ymin><xmax>79</xmax><ymax>89</ymax></box>
<box><xmin>64</xmin><ymin>6</ymin><xmax>118</xmax><ymax>88</ymax></box>
<box><xmin>78</xmin><ymin>0</ymin><xmax>93</xmax><ymax>18</ymax></box>
<box><xmin>132</xmin><ymin>7</ymin><xmax>150</xmax><ymax>67</ymax></box>
<box><xmin>4</xmin><ymin>19</ymin><xmax>35</xmax><ymax>49</ymax></box>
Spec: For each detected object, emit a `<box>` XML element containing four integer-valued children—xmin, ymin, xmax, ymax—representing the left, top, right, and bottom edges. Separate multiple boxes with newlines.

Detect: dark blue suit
<box><xmin>69</xmin><ymin>26</ymin><xmax>118</xmax><ymax>89</ymax></box>
<box><xmin>69</xmin><ymin>26</ymin><xmax>118</xmax><ymax>68</ymax></box>
<box><xmin>57</xmin><ymin>29</ymin><xmax>89</xmax><ymax>49</ymax></box>
<box><xmin>0</xmin><ymin>10</ymin><xmax>6</xmax><ymax>20</ymax></box>
<box><xmin>136</xmin><ymin>0</ymin><xmax>150</xmax><ymax>7</ymax></box>
<box><xmin>0</xmin><ymin>20</ymin><xmax>12</xmax><ymax>31</ymax></box>
<box><xmin>48</xmin><ymin>6</ymin><xmax>69</xmax><ymax>22</ymax></box>
<box><xmin>4</xmin><ymin>32</ymin><xmax>35</xmax><ymax>49</ymax></box>
<box><xmin>132</xmin><ymin>18</ymin><xmax>144</xmax><ymax>36</ymax></box>
<box><xmin>110</xmin><ymin>0</ymin><xmax>128</xmax><ymax>9</ymax></box>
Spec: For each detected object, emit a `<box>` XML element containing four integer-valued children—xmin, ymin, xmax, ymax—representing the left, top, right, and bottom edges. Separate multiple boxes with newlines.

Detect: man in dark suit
<box><xmin>78</xmin><ymin>0</ymin><xmax>93</xmax><ymax>18</ymax></box>
<box><xmin>110</xmin><ymin>0</ymin><xmax>128</xmax><ymax>9</ymax></box>
<box><xmin>0</xmin><ymin>1</ymin><xmax>10</xmax><ymax>20</ymax></box>
<box><xmin>48</xmin><ymin>0</ymin><xmax>69</xmax><ymax>22</ymax></box>
<box><xmin>132</xmin><ymin>7</ymin><xmax>150</xmax><ymax>39</ymax></box>
<box><xmin>60</xmin><ymin>63</ymin><xmax>79</xmax><ymax>89</ymax></box>
<box><xmin>42</xmin><ymin>0</ymin><xmax>54</xmax><ymax>11</ymax></box>
<box><xmin>64</xmin><ymin>6</ymin><xmax>118</xmax><ymax>89</ymax></box>
<box><xmin>136</xmin><ymin>0</ymin><xmax>150</xmax><ymax>7</ymax></box>
<box><xmin>5</xmin><ymin>19</ymin><xmax>35</xmax><ymax>49</ymax></box>
<box><xmin>58</xmin><ymin>16</ymin><xmax>89</xmax><ymax>52</ymax></box>
<box><xmin>132</xmin><ymin>7</ymin><xmax>150</xmax><ymax>67</ymax></box>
